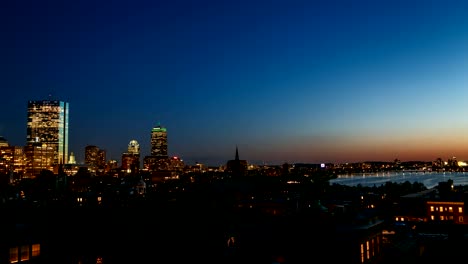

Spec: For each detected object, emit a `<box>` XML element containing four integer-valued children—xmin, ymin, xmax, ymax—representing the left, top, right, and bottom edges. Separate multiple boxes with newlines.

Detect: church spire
<box><xmin>235</xmin><ymin>145</ymin><xmax>239</xmax><ymax>161</ymax></box>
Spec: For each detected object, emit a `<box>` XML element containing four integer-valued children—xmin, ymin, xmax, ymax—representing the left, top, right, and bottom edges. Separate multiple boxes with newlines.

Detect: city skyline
<box><xmin>3</xmin><ymin>0</ymin><xmax>468</xmax><ymax>166</ymax></box>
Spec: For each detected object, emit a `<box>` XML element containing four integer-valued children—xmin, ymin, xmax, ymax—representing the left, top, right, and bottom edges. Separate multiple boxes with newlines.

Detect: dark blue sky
<box><xmin>3</xmin><ymin>0</ymin><xmax>468</xmax><ymax>166</ymax></box>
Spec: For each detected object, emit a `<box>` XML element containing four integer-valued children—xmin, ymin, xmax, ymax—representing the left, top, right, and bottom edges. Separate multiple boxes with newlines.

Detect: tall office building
<box><xmin>122</xmin><ymin>140</ymin><xmax>140</xmax><ymax>173</ymax></box>
<box><xmin>85</xmin><ymin>145</ymin><xmax>106</xmax><ymax>169</ymax></box>
<box><xmin>150</xmin><ymin>123</ymin><xmax>168</xmax><ymax>157</ymax></box>
<box><xmin>144</xmin><ymin>123</ymin><xmax>169</xmax><ymax>173</ymax></box>
<box><xmin>127</xmin><ymin>140</ymin><xmax>140</xmax><ymax>154</ymax></box>
<box><xmin>26</xmin><ymin>100</ymin><xmax>69</xmax><ymax>167</ymax></box>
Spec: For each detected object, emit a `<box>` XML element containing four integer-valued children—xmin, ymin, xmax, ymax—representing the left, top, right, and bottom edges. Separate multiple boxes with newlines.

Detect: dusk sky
<box><xmin>3</xmin><ymin>0</ymin><xmax>468</xmax><ymax>166</ymax></box>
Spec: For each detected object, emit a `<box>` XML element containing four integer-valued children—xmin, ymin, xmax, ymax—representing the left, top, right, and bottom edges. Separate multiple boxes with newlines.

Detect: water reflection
<box><xmin>331</xmin><ymin>171</ymin><xmax>468</xmax><ymax>188</ymax></box>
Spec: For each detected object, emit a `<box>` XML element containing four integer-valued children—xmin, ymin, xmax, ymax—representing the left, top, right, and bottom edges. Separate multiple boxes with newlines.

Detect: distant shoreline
<box><xmin>330</xmin><ymin>171</ymin><xmax>468</xmax><ymax>189</ymax></box>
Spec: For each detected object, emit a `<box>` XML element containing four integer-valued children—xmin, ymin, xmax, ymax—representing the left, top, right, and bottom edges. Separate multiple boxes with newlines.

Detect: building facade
<box><xmin>24</xmin><ymin>142</ymin><xmax>54</xmax><ymax>177</ymax></box>
<box><xmin>85</xmin><ymin>145</ymin><xmax>106</xmax><ymax>171</ymax></box>
<box><xmin>226</xmin><ymin>146</ymin><xmax>247</xmax><ymax>177</ymax></box>
<box><xmin>121</xmin><ymin>140</ymin><xmax>140</xmax><ymax>174</ymax></box>
<box><xmin>26</xmin><ymin>100</ymin><xmax>69</xmax><ymax>175</ymax></box>
<box><xmin>0</xmin><ymin>136</ymin><xmax>26</xmax><ymax>177</ymax></box>
<box><xmin>150</xmin><ymin>123</ymin><xmax>168</xmax><ymax>158</ymax></box>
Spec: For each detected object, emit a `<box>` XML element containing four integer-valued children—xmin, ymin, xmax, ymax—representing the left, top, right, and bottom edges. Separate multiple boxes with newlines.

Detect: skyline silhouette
<box><xmin>3</xmin><ymin>0</ymin><xmax>468</xmax><ymax>165</ymax></box>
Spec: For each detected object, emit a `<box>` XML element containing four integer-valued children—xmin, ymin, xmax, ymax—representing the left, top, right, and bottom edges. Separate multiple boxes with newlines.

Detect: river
<box><xmin>330</xmin><ymin>171</ymin><xmax>468</xmax><ymax>189</ymax></box>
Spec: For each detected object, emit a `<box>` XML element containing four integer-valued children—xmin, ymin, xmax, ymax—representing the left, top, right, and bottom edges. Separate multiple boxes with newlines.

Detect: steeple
<box><xmin>226</xmin><ymin>145</ymin><xmax>246</xmax><ymax>177</ymax></box>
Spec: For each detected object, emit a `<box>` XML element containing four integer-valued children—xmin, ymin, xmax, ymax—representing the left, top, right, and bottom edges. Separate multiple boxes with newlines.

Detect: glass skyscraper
<box><xmin>150</xmin><ymin>123</ymin><xmax>167</xmax><ymax>157</ymax></box>
<box><xmin>27</xmin><ymin>100</ymin><xmax>69</xmax><ymax>166</ymax></box>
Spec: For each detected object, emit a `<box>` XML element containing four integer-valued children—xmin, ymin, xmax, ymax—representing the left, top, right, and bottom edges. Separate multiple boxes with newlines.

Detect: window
<box><xmin>459</xmin><ymin>216</ymin><xmax>464</xmax><ymax>223</ymax></box>
<box><xmin>32</xmin><ymin>244</ymin><xmax>40</xmax><ymax>257</ymax></box>
<box><xmin>439</xmin><ymin>206</ymin><xmax>443</xmax><ymax>212</ymax></box>
<box><xmin>440</xmin><ymin>215</ymin><xmax>444</xmax><ymax>221</ymax></box>
<box><xmin>371</xmin><ymin>238</ymin><xmax>375</xmax><ymax>257</ymax></box>
<box><xmin>366</xmin><ymin>241</ymin><xmax>370</xmax><ymax>260</ymax></box>
<box><xmin>431</xmin><ymin>215</ymin><xmax>435</xmax><ymax>220</ymax></box>
<box><xmin>9</xmin><ymin>247</ymin><xmax>18</xmax><ymax>263</ymax></box>
<box><xmin>430</xmin><ymin>206</ymin><xmax>434</xmax><ymax>212</ymax></box>
<box><xmin>459</xmin><ymin>207</ymin><xmax>463</xmax><ymax>213</ymax></box>
<box><xmin>449</xmin><ymin>207</ymin><xmax>453</xmax><ymax>212</ymax></box>
<box><xmin>20</xmin><ymin>245</ymin><xmax>29</xmax><ymax>261</ymax></box>
<box><xmin>360</xmin><ymin>244</ymin><xmax>365</xmax><ymax>263</ymax></box>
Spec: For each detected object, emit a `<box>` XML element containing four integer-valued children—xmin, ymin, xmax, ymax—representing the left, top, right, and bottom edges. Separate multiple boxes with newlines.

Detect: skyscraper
<box><xmin>26</xmin><ymin>100</ymin><xmax>69</xmax><ymax>166</ymax></box>
<box><xmin>122</xmin><ymin>140</ymin><xmax>140</xmax><ymax>174</ymax></box>
<box><xmin>144</xmin><ymin>123</ymin><xmax>170</xmax><ymax>173</ymax></box>
<box><xmin>85</xmin><ymin>145</ymin><xmax>106</xmax><ymax>169</ymax></box>
<box><xmin>150</xmin><ymin>123</ymin><xmax>167</xmax><ymax>157</ymax></box>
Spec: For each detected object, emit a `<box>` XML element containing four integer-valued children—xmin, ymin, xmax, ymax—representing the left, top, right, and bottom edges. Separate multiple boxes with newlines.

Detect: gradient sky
<box><xmin>2</xmin><ymin>0</ymin><xmax>468</xmax><ymax>166</ymax></box>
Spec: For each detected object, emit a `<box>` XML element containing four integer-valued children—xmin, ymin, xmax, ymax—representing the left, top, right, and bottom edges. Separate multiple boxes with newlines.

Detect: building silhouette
<box><xmin>226</xmin><ymin>146</ymin><xmax>247</xmax><ymax>177</ymax></box>
<box><xmin>144</xmin><ymin>123</ymin><xmax>168</xmax><ymax>171</ymax></box>
<box><xmin>150</xmin><ymin>123</ymin><xmax>168</xmax><ymax>157</ymax></box>
<box><xmin>85</xmin><ymin>145</ymin><xmax>106</xmax><ymax>173</ymax></box>
<box><xmin>143</xmin><ymin>123</ymin><xmax>184</xmax><ymax>180</ymax></box>
<box><xmin>26</xmin><ymin>100</ymin><xmax>69</xmax><ymax>176</ymax></box>
<box><xmin>0</xmin><ymin>142</ymin><xmax>24</xmax><ymax>176</ymax></box>
<box><xmin>122</xmin><ymin>140</ymin><xmax>140</xmax><ymax>174</ymax></box>
<box><xmin>0</xmin><ymin>136</ymin><xmax>8</xmax><ymax>147</ymax></box>
<box><xmin>24</xmin><ymin>142</ymin><xmax>54</xmax><ymax>177</ymax></box>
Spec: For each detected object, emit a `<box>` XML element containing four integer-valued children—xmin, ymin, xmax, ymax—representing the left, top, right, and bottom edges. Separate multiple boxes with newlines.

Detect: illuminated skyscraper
<box><xmin>150</xmin><ymin>123</ymin><xmax>168</xmax><ymax>157</ymax></box>
<box><xmin>122</xmin><ymin>140</ymin><xmax>140</xmax><ymax>174</ymax></box>
<box><xmin>85</xmin><ymin>145</ymin><xmax>106</xmax><ymax>169</ymax></box>
<box><xmin>26</xmin><ymin>100</ymin><xmax>69</xmax><ymax>167</ymax></box>
<box><xmin>127</xmin><ymin>140</ymin><xmax>140</xmax><ymax>154</ymax></box>
<box><xmin>144</xmin><ymin>123</ymin><xmax>171</xmax><ymax>172</ymax></box>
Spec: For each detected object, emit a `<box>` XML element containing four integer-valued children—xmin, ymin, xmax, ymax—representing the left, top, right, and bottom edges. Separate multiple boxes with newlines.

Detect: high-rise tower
<box><xmin>85</xmin><ymin>145</ymin><xmax>106</xmax><ymax>169</ymax></box>
<box><xmin>122</xmin><ymin>140</ymin><xmax>140</xmax><ymax>174</ymax></box>
<box><xmin>150</xmin><ymin>123</ymin><xmax>168</xmax><ymax>157</ymax></box>
<box><xmin>26</xmin><ymin>100</ymin><xmax>69</xmax><ymax>166</ymax></box>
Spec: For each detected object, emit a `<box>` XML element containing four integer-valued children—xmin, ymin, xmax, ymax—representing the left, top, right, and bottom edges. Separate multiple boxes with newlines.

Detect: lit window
<box><xmin>366</xmin><ymin>241</ymin><xmax>370</xmax><ymax>260</ymax></box>
<box><xmin>459</xmin><ymin>207</ymin><xmax>463</xmax><ymax>213</ymax></box>
<box><xmin>431</xmin><ymin>215</ymin><xmax>435</xmax><ymax>220</ymax></box>
<box><xmin>439</xmin><ymin>206</ymin><xmax>443</xmax><ymax>212</ymax></box>
<box><xmin>400</xmin><ymin>217</ymin><xmax>404</xmax><ymax>221</ymax></box>
<box><xmin>440</xmin><ymin>215</ymin><xmax>444</xmax><ymax>221</ymax></box>
<box><xmin>430</xmin><ymin>206</ymin><xmax>434</xmax><ymax>212</ymax></box>
<box><xmin>20</xmin><ymin>245</ymin><xmax>29</xmax><ymax>261</ymax></box>
<box><xmin>360</xmin><ymin>244</ymin><xmax>365</xmax><ymax>263</ymax></box>
<box><xmin>32</xmin><ymin>244</ymin><xmax>40</xmax><ymax>257</ymax></box>
<box><xmin>449</xmin><ymin>207</ymin><xmax>453</xmax><ymax>212</ymax></box>
<box><xmin>9</xmin><ymin>247</ymin><xmax>18</xmax><ymax>263</ymax></box>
